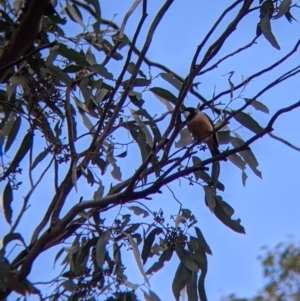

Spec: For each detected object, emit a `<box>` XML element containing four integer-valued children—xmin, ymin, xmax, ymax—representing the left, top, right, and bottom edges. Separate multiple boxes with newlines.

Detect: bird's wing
<box><xmin>199</xmin><ymin>111</ymin><xmax>219</xmax><ymax>148</ymax></box>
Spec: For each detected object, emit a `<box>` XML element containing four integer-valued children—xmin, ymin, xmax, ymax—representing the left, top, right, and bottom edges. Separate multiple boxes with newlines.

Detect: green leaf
<box><xmin>65</xmin><ymin>3</ymin><xmax>86</xmax><ymax>29</ymax></box>
<box><xmin>128</xmin><ymin>206</ymin><xmax>149</xmax><ymax>218</ymax></box>
<box><xmin>31</xmin><ymin>148</ymin><xmax>50</xmax><ymax>170</ymax></box>
<box><xmin>3</xmin><ymin>181</ymin><xmax>13</xmax><ymax>224</ymax></box>
<box><xmin>47</xmin><ymin>65</ymin><xmax>72</xmax><ymax>86</ymax></box>
<box><xmin>198</xmin><ymin>268</ymin><xmax>208</xmax><ymax>301</ymax></box>
<box><xmin>96</xmin><ymin>230</ymin><xmax>111</xmax><ymax>269</ymax></box>
<box><xmin>2</xmin><ymin>131</ymin><xmax>33</xmax><ymax>179</ymax></box>
<box><xmin>87</xmin><ymin>0</ymin><xmax>101</xmax><ymax>20</ymax></box>
<box><xmin>160</xmin><ymin>72</ymin><xmax>182</xmax><ymax>90</ymax></box>
<box><xmin>53</xmin><ymin>248</ymin><xmax>65</xmax><ymax>268</ymax></box>
<box><xmin>214</xmin><ymin>196</ymin><xmax>245</xmax><ymax>234</ymax></box>
<box><xmin>231</xmin><ymin>136</ymin><xmax>262</xmax><ymax>178</ymax></box>
<box><xmin>5</xmin><ymin>116</ymin><xmax>21</xmax><ymax>153</ymax></box>
<box><xmin>194</xmin><ymin>227</ymin><xmax>212</xmax><ymax>255</ymax></box>
<box><xmin>130</xmin><ymin>109</ymin><xmax>153</xmax><ymax>147</ymax></box>
<box><xmin>111</xmin><ymin>33</ymin><xmax>130</xmax><ymax>50</ymax></box>
<box><xmin>260</xmin><ymin>15</ymin><xmax>280</xmax><ymax>50</ymax></box>
<box><xmin>233</xmin><ymin>111</ymin><xmax>264</xmax><ymax>134</ymax></box>
<box><xmin>175</xmin><ymin>129</ymin><xmax>193</xmax><ymax>148</ymax></box>
<box><xmin>116</xmin><ymin>150</ymin><xmax>127</xmax><ymax>158</ymax></box>
<box><xmin>134</xmin><ymin>108</ymin><xmax>162</xmax><ymax>142</ymax></box>
<box><xmin>273</xmin><ymin>0</ymin><xmax>291</xmax><ymax>19</ymax></box>
<box><xmin>244</xmin><ymin>98</ymin><xmax>269</xmax><ymax>114</ymax></box>
<box><xmin>175</xmin><ymin>243</ymin><xmax>199</xmax><ymax>272</ymax></box>
<box><xmin>217</xmin><ymin>130</ymin><xmax>231</xmax><ymax>145</ymax></box>
<box><xmin>186</xmin><ymin>272</ymin><xmax>198</xmax><ymax>301</ymax></box>
<box><xmin>192</xmin><ymin>156</ymin><xmax>225</xmax><ymax>191</ymax></box>
<box><xmin>127</xmin><ymin>62</ymin><xmax>147</xmax><ymax>79</ymax></box>
<box><xmin>141</xmin><ymin>228</ymin><xmax>162</xmax><ymax>265</ymax></box>
<box><xmin>203</xmin><ymin>186</ymin><xmax>215</xmax><ymax>213</ymax></box>
<box><xmin>172</xmin><ymin>262</ymin><xmax>192</xmax><ymax>301</ymax></box>
<box><xmin>86</xmin><ymin>168</ymin><xmax>94</xmax><ymax>186</ymax></box>
<box><xmin>126</xmin><ymin>233</ymin><xmax>149</xmax><ymax>287</ymax></box>
<box><xmin>211</xmin><ymin>161</ymin><xmax>220</xmax><ymax>189</ymax></box>
<box><xmin>228</xmin><ymin>153</ymin><xmax>246</xmax><ymax>171</ymax></box>
<box><xmin>122</xmin><ymin>78</ymin><xmax>151</xmax><ymax>88</ymax></box>
<box><xmin>146</xmin><ymin>246</ymin><xmax>173</xmax><ymax>275</ymax></box>
<box><xmin>62</xmin><ymin>65</ymin><xmax>83</xmax><ymax>73</ymax></box>
<box><xmin>62</xmin><ymin>280</ymin><xmax>76</xmax><ymax>292</ymax></box>
<box><xmin>128</xmin><ymin>91</ymin><xmax>145</xmax><ymax>108</ymax></box>
<box><xmin>89</xmin><ymin>64</ymin><xmax>113</xmax><ymax>80</ymax></box>
<box><xmin>149</xmin><ymin>87</ymin><xmax>177</xmax><ymax>110</ymax></box>
<box><xmin>242</xmin><ymin>170</ymin><xmax>248</xmax><ymax>187</ymax></box>
<box><xmin>56</xmin><ymin>44</ymin><xmax>89</xmax><ymax>65</ymax></box>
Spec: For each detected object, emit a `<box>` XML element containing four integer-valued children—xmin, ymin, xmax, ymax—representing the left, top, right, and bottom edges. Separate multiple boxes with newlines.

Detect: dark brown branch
<box><xmin>269</xmin><ymin>133</ymin><xmax>300</xmax><ymax>152</ymax></box>
<box><xmin>198</xmin><ymin>36</ymin><xmax>258</xmax><ymax>76</ymax></box>
<box><xmin>0</xmin><ymin>0</ymin><xmax>51</xmax><ymax>81</ymax></box>
<box><xmin>191</xmin><ymin>0</ymin><xmax>245</xmax><ymax>69</ymax></box>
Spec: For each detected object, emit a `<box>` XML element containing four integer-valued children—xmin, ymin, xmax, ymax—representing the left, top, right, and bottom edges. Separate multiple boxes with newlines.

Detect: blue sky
<box><xmin>1</xmin><ymin>0</ymin><xmax>300</xmax><ymax>300</ymax></box>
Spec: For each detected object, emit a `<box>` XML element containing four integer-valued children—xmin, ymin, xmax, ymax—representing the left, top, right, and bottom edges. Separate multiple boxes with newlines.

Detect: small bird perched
<box><xmin>182</xmin><ymin>107</ymin><xmax>226</xmax><ymax>160</ymax></box>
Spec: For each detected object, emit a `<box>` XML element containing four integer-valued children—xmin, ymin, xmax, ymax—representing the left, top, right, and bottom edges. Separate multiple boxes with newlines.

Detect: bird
<box><xmin>181</xmin><ymin>107</ymin><xmax>226</xmax><ymax>160</ymax></box>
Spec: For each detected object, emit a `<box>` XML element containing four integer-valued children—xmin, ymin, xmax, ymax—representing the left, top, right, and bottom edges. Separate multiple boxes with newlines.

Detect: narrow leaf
<box><xmin>96</xmin><ymin>230</ymin><xmax>111</xmax><ymax>269</ymax></box>
<box><xmin>260</xmin><ymin>15</ymin><xmax>280</xmax><ymax>50</ymax></box>
<box><xmin>2</xmin><ymin>131</ymin><xmax>33</xmax><ymax>179</ymax></box>
<box><xmin>233</xmin><ymin>111</ymin><xmax>264</xmax><ymax>134</ymax></box>
<box><xmin>31</xmin><ymin>148</ymin><xmax>50</xmax><ymax>170</ymax></box>
<box><xmin>194</xmin><ymin>227</ymin><xmax>212</xmax><ymax>255</ymax></box>
<box><xmin>149</xmin><ymin>87</ymin><xmax>177</xmax><ymax>110</ymax></box>
<box><xmin>3</xmin><ymin>181</ymin><xmax>13</xmax><ymax>224</ymax></box>
<box><xmin>175</xmin><ymin>243</ymin><xmax>199</xmax><ymax>272</ymax></box>
<box><xmin>146</xmin><ymin>246</ymin><xmax>173</xmax><ymax>275</ymax></box>
<box><xmin>72</xmin><ymin>161</ymin><xmax>78</xmax><ymax>193</ymax></box>
<box><xmin>128</xmin><ymin>206</ymin><xmax>149</xmax><ymax>218</ymax></box>
<box><xmin>273</xmin><ymin>0</ymin><xmax>292</xmax><ymax>19</ymax></box>
<box><xmin>172</xmin><ymin>263</ymin><xmax>192</xmax><ymax>301</ymax></box>
<box><xmin>244</xmin><ymin>98</ymin><xmax>269</xmax><ymax>114</ymax></box>
<box><xmin>175</xmin><ymin>129</ymin><xmax>193</xmax><ymax>148</ymax></box>
<box><xmin>4</xmin><ymin>116</ymin><xmax>21</xmax><ymax>153</ymax></box>
<box><xmin>141</xmin><ymin>228</ymin><xmax>162</xmax><ymax>265</ymax></box>
<box><xmin>66</xmin><ymin>4</ymin><xmax>87</xmax><ymax>29</ymax></box>
<box><xmin>214</xmin><ymin>196</ymin><xmax>245</xmax><ymax>234</ymax></box>
<box><xmin>203</xmin><ymin>186</ymin><xmax>215</xmax><ymax>213</ymax></box>
<box><xmin>89</xmin><ymin>64</ymin><xmax>113</xmax><ymax>80</ymax></box>
<box><xmin>160</xmin><ymin>72</ymin><xmax>182</xmax><ymax>90</ymax></box>
<box><xmin>186</xmin><ymin>272</ymin><xmax>198</xmax><ymax>301</ymax></box>
<box><xmin>231</xmin><ymin>136</ymin><xmax>262</xmax><ymax>178</ymax></box>
<box><xmin>125</xmin><ymin>233</ymin><xmax>149</xmax><ymax>287</ymax></box>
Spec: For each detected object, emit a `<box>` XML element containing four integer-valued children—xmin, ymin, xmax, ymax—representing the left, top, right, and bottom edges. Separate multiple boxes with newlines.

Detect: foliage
<box><xmin>221</xmin><ymin>241</ymin><xmax>300</xmax><ymax>301</ymax></box>
<box><xmin>0</xmin><ymin>0</ymin><xmax>299</xmax><ymax>300</ymax></box>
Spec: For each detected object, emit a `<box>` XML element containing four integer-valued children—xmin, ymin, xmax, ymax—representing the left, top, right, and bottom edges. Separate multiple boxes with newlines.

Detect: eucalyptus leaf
<box><xmin>96</xmin><ymin>230</ymin><xmax>111</xmax><ymax>269</ymax></box>
<box><xmin>3</xmin><ymin>181</ymin><xmax>12</xmax><ymax>224</ymax></box>
<box><xmin>175</xmin><ymin>129</ymin><xmax>193</xmax><ymax>148</ymax></box>
<box><xmin>233</xmin><ymin>111</ymin><xmax>264</xmax><ymax>134</ymax></box>
<box><xmin>2</xmin><ymin>131</ymin><xmax>33</xmax><ymax>179</ymax></box>
<box><xmin>172</xmin><ymin>262</ymin><xmax>192</xmax><ymax>301</ymax></box>
<box><xmin>160</xmin><ymin>72</ymin><xmax>183</xmax><ymax>90</ymax></box>
<box><xmin>5</xmin><ymin>116</ymin><xmax>21</xmax><ymax>153</ymax></box>
<box><xmin>31</xmin><ymin>148</ymin><xmax>50</xmax><ymax>170</ymax></box>
<box><xmin>260</xmin><ymin>15</ymin><xmax>280</xmax><ymax>50</ymax></box>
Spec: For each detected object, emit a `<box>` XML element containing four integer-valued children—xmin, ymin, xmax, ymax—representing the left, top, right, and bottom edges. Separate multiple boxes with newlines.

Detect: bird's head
<box><xmin>181</xmin><ymin>107</ymin><xmax>198</xmax><ymax>120</ymax></box>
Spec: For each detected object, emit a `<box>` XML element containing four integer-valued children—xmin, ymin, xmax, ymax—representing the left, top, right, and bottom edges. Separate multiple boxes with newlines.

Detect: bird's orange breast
<box><xmin>187</xmin><ymin>113</ymin><xmax>214</xmax><ymax>142</ymax></box>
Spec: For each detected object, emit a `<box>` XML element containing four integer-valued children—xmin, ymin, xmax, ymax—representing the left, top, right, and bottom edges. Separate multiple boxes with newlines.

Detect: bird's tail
<box><xmin>207</xmin><ymin>140</ymin><xmax>227</xmax><ymax>162</ymax></box>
